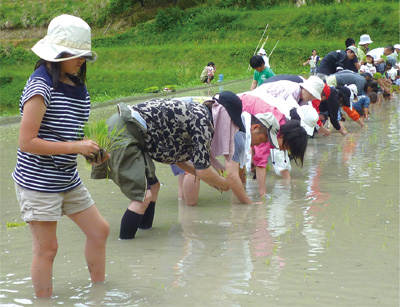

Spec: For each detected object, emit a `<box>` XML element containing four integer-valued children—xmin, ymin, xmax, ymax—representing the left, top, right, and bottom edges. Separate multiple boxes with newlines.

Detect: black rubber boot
<box><xmin>119</xmin><ymin>209</ymin><xmax>143</xmax><ymax>239</ymax></box>
<box><xmin>139</xmin><ymin>201</ymin><xmax>155</xmax><ymax>230</ymax></box>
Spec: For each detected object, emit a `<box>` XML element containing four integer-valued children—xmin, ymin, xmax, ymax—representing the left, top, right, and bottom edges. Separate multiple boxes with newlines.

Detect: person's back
<box><xmin>317</xmin><ymin>50</ymin><xmax>345</xmax><ymax>76</ymax></box>
<box><xmin>331</xmin><ymin>70</ymin><xmax>367</xmax><ymax>94</ymax></box>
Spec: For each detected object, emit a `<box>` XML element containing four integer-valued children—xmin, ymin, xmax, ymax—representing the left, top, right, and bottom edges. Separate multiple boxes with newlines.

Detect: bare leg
<box><xmin>69</xmin><ymin>205</ymin><xmax>109</xmax><ymax>283</ymax></box>
<box><xmin>29</xmin><ymin>221</ymin><xmax>58</xmax><ymax>298</ymax></box>
<box><xmin>128</xmin><ymin>190</ymin><xmax>152</xmax><ymax>214</ymax></box>
<box><xmin>177</xmin><ymin>174</ymin><xmax>185</xmax><ymax>200</ymax></box>
<box><xmin>239</xmin><ymin>167</ymin><xmax>246</xmax><ymax>183</ymax></box>
<box><xmin>182</xmin><ymin>173</ymin><xmax>200</xmax><ymax>206</ymax></box>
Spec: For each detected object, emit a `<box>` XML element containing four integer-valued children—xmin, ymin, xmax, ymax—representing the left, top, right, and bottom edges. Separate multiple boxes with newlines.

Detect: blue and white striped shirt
<box><xmin>12</xmin><ymin>65</ymin><xmax>91</xmax><ymax>192</ymax></box>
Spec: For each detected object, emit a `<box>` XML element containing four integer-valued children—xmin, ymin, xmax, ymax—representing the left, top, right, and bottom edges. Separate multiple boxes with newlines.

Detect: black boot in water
<box><xmin>119</xmin><ymin>209</ymin><xmax>144</xmax><ymax>239</ymax></box>
<box><xmin>139</xmin><ymin>201</ymin><xmax>155</xmax><ymax>229</ymax></box>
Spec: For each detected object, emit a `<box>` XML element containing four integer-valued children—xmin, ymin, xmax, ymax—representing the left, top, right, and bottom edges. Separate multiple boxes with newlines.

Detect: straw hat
<box><xmin>255</xmin><ymin>112</ymin><xmax>280</xmax><ymax>148</ymax></box>
<box><xmin>31</xmin><ymin>14</ymin><xmax>97</xmax><ymax>62</ymax></box>
<box><xmin>359</xmin><ymin>34</ymin><xmax>373</xmax><ymax>45</ymax></box>
<box><xmin>301</xmin><ymin>76</ymin><xmax>324</xmax><ymax>100</ymax></box>
<box><xmin>296</xmin><ymin>104</ymin><xmax>318</xmax><ymax>136</ymax></box>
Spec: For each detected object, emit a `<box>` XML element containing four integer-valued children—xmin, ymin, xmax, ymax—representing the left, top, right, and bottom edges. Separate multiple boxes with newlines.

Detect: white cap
<box><xmin>255</xmin><ymin>112</ymin><xmax>280</xmax><ymax>148</ymax></box>
<box><xmin>296</xmin><ymin>105</ymin><xmax>318</xmax><ymax>136</ymax></box>
<box><xmin>301</xmin><ymin>76</ymin><xmax>325</xmax><ymax>100</ymax></box>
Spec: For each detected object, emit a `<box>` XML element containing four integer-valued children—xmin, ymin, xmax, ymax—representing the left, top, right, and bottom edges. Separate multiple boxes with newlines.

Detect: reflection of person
<box><xmin>11</xmin><ymin>14</ymin><xmax>110</xmax><ymax>298</ymax></box>
<box><xmin>200</xmin><ymin>62</ymin><xmax>216</xmax><ymax>84</ymax></box>
<box><xmin>92</xmin><ymin>99</ymin><xmax>229</xmax><ymax>239</ymax></box>
<box><xmin>250</xmin><ymin>55</ymin><xmax>275</xmax><ymax>90</ymax></box>
<box><xmin>303</xmin><ymin>49</ymin><xmax>320</xmax><ymax>75</ymax></box>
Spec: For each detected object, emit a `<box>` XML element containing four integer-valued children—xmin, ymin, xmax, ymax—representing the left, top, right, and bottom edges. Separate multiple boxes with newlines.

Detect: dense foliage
<box><xmin>0</xmin><ymin>0</ymin><xmax>398</xmax><ymax>115</ymax></box>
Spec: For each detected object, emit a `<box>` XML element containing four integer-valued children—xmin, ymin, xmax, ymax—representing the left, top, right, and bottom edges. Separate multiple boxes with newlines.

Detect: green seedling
<box><xmin>7</xmin><ymin>221</ymin><xmax>26</xmax><ymax>228</ymax></box>
<box><xmin>326</xmin><ymin>232</ymin><xmax>330</xmax><ymax>248</ymax></box>
<box><xmin>344</xmin><ymin>206</ymin><xmax>350</xmax><ymax>225</ymax></box>
<box><xmin>218</xmin><ymin>169</ymin><xmax>229</xmax><ymax>178</ymax></box>
<box><xmin>80</xmin><ymin>120</ymin><xmax>129</xmax><ymax>163</ymax></box>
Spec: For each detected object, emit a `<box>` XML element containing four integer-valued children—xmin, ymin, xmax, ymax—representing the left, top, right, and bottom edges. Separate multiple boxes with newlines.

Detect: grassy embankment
<box><xmin>0</xmin><ymin>1</ymin><xmax>398</xmax><ymax>116</ymax></box>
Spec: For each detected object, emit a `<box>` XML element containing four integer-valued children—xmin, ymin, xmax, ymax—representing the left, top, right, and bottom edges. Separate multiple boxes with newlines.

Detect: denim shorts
<box><xmin>15</xmin><ymin>183</ymin><xmax>94</xmax><ymax>222</ymax></box>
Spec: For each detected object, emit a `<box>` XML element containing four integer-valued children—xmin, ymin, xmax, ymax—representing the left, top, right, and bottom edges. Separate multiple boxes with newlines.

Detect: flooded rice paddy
<box><xmin>0</xmin><ymin>81</ymin><xmax>399</xmax><ymax>306</ymax></box>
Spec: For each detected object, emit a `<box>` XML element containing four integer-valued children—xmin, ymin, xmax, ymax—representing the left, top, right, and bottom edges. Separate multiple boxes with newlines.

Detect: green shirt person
<box><xmin>250</xmin><ymin>55</ymin><xmax>275</xmax><ymax>90</ymax></box>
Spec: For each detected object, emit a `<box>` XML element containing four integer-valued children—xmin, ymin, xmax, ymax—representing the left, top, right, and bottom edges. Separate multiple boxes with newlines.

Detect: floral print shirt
<box><xmin>132</xmin><ymin>98</ymin><xmax>213</xmax><ymax>169</ymax></box>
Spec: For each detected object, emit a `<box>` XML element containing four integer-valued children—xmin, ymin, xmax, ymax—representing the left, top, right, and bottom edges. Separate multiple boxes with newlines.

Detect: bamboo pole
<box><xmin>247</xmin><ymin>24</ymin><xmax>268</xmax><ymax>72</ymax></box>
<box><xmin>268</xmin><ymin>40</ymin><xmax>280</xmax><ymax>58</ymax></box>
<box><xmin>260</xmin><ymin>35</ymin><xmax>269</xmax><ymax>51</ymax></box>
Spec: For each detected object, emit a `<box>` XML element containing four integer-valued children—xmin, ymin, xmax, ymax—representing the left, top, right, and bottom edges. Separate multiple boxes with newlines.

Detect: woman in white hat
<box><xmin>357</xmin><ymin>34</ymin><xmax>373</xmax><ymax>65</ymax></box>
<box><xmin>12</xmin><ymin>14</ymin><xmax>109</xmax><ymax>298</ymax></box>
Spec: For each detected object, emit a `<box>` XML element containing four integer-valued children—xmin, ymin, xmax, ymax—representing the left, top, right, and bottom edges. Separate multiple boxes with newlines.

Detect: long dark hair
<box><xmin>34</xmin><ymin>58</ymin><xmax>87</xmax><ymax>89</ymax></box>
<box><xmin>280</xmin><ymin>120</ymin><xmax>308</xmax><ymax>167</ymax></box>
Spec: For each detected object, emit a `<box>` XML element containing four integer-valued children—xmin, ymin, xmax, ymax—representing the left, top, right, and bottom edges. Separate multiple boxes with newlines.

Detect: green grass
<box><xmin>1</xmin><ymin>1</ymin><xmax>398</xmax><ymax>115</ymax></box>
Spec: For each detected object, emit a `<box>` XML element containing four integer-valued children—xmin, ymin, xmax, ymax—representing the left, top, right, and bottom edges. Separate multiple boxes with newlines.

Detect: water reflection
<box><xmin>0</xmin><ymin>86</ymin><xmax>398</xmax><ymax>306</ymax></box>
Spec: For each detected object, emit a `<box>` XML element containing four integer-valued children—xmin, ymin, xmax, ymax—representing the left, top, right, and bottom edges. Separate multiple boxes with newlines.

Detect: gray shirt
<box><xmin>334</xmin><ymin>70</ymin><xmax>366</xmax><ymax>94</ymax></box>
<box><xmin>232</xmin><ymin>131</ymin><xmax>246</xmax><ymax>164</ymax></box>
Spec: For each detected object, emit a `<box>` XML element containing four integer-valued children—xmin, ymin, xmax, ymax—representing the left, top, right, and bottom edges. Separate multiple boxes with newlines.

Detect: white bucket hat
<box><xmin>255</xmin><ymin>112</ymin><xmax>280</xmax><ymax>148</ymax></box>
<box><xmin>296</xmin><ymin>104</ymin><xmax>318</xmax><ymax>136</ymax></box>
<box><xmin>359</xmin><ymin>34</ymin><xmax>373</xmax><ymax>45</ymax></box>
<box><xmin>394</xmin><ymin>44</ymin><xmax>400</xmax><ymax>50</ymax></box>
<box><xmin>301</xmin><ymin>76</ymin><xmax>324</xmax><ymax>100</ymax></box>
<box><xmin>31</xmin><ymin>14</ymin><xmax>97</xmax><ymax>62</ymax></box>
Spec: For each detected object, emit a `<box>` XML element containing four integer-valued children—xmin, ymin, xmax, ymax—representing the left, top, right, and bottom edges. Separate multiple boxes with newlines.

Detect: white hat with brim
<box><xmin>300</xmin><ymin>76</ymin><xmax>324</xmax><ymax>100</ymax></box>
<box><xmin>359</xmin><ymin>34</ymin><xmax>373</xmax><ymax>45</ymax></box>
<box><xmin>296</xmin><ymin>105</ymin><xmax>318</xmax><ymax>136</ymax></box>
<box><xmin>255</xmin><ymin>112</ymin><xmax>280</xmax><ymax>149</ymax></box>
<box><xmin>31</xmin><ymin>14</ymin><xmax>97</xmax><ymax>62</ymax></box>
<box><xmin>394</xmin><ymin>44</ymin><xmax>400</xmax><ymax>50</ymax></box>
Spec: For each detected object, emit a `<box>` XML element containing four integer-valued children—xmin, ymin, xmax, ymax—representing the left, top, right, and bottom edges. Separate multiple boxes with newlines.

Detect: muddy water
<box><xmin>0</xmin><ymin>82</ymin><xmax>399</xmax><ymax>306</ymax></box>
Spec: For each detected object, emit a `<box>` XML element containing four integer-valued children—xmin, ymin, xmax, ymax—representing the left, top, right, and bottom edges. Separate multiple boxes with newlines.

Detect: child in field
<box><xmin>12</xmin><ymin>14</ymin><xmax>110</xmax><ymax>298</ymax></box>
<box><xmin>303</xmin><ymin>49</ymin><xmax>320</xmax><ymax>76</ymax></box>
<box><xmin>200</xmin><ymin>62</ymin><xmax>216</xmax><ymax>84</ymax></box>
<box><xmin>352</xmin><ymin>92</ymin><xmax>377</xmax><ymax>120</ymax></box>
<box><xmin>250</xmin><ymin>55</ymin><xmax>275</xmax><ymax>90</ymax></box>
<box><xmin>359</xmin><ymin>54</ymin><xmax>377</xmax><ymax>77</ymax></box>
